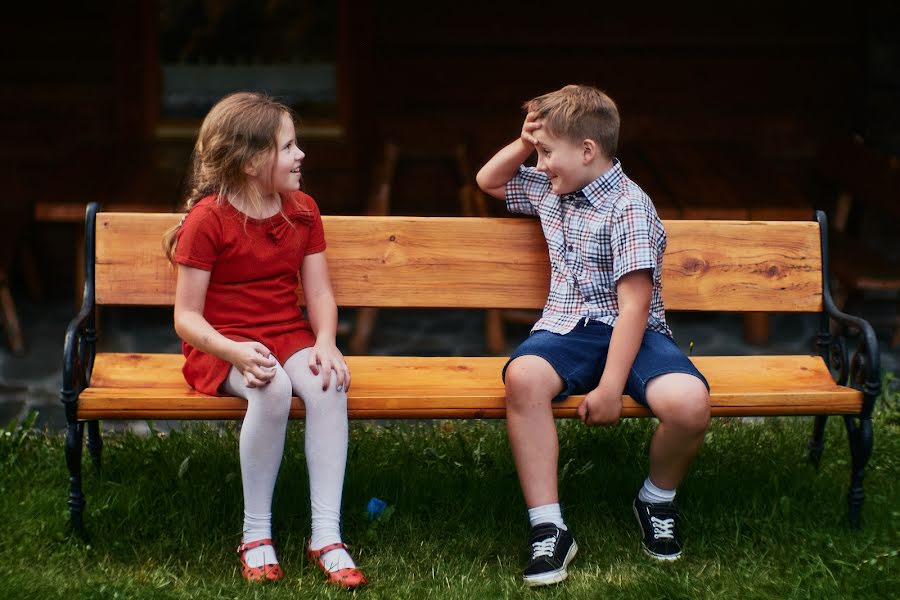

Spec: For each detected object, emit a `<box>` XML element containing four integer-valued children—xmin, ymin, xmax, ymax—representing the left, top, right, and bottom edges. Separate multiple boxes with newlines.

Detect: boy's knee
<box><xmin>649</xmin><ymin>375</ymin><xmax>710</xmax><ymax>432</ymax></box>
<box><xmin>504</xmin><ymin>356</ymin><xmax>560</xmax><ymax>407</ymax></box>
<box><xmin>680</xmin><ymin>386</ymin><xmax>711</xmax><ymax>432</ymax></box>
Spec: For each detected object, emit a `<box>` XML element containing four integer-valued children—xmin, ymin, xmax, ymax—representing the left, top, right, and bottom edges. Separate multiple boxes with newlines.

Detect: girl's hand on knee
<box><xmin>308</xmin><ymin>341</ymin><xmax>350</xmax><ymax>393</ymax></box>
<box><xmin>230</xmin><ymin>341</ymin><xmax>277</xmax><ymax>387</ymax></box>
<box><xmin>243</xmin><ymin>370</ymin><xmax>269</xmax><ymax>388</ymax></box>
<box><xmin>578</xmin><ymin>384</ymin><xmax>623</xmax><ymax>427</ymax></box>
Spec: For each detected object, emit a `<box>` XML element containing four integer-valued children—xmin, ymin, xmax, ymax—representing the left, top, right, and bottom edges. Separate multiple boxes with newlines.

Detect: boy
<box><xmin>476</xmin><ymin>85</ymin><xmax>711</xmax><ymax>587</ymax></box>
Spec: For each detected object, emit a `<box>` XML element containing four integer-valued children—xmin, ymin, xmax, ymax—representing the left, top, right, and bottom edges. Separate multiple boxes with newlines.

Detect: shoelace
<box><xmin>650</xmin><ymin>516</ymin><xmax>675</xmax><ymax>540</ymax></box>
<box><xmin>531</xmin><ymin>533</ymin><xmax>559</xmax><ymax>559</ymax></box>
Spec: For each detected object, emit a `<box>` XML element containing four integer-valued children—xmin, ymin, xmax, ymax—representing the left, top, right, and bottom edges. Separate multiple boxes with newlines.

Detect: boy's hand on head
<box><xmin>577</xmin><ymin>383</ymin><xmax>623</xmax><ymax>427</ymax></box>
<box><xmin>308</xmin><ymin>340</ymin><xmax>351</xmax><ymax>393</ymax></box>
<box><xmin>520</xmin><ymin>111</ymin><xmax>542</xmax><ymax>146</ymax></box>
<box><xmin>231</xmin><ymin>341</ymin><xmax>277</xmax><ymax>388</ymax></box>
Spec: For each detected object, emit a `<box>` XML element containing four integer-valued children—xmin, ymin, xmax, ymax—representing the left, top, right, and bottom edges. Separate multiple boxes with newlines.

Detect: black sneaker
<box><xmin>522</xmin><ymin>523</ymin><xmax>578</xmax><ymax>587</ymax></box>
<box><xmin>632</xmin><ymin>495</ymin><xmax>683</xmax><ymax>561</ymax></box>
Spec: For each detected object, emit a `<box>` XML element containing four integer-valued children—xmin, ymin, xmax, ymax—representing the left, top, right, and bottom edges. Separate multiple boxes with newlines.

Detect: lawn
<box><xmin>1</xmin><ymin>387</ymin><xmax>898</xmax><ymax>599</ymax></box>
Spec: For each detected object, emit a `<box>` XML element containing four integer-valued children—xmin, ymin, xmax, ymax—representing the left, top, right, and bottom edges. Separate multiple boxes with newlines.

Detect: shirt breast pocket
<box><xmin>577</xmin><ymin>234</ymin><xmax>613</xmax><ymax>304</ymax></box>
<box><xmin>577</xmin><ymin>271</ymin><xmax>614</xmax><ymax>305</ymax></box>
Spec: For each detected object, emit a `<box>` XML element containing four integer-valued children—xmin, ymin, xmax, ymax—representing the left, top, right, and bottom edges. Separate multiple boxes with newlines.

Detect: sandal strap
<box><xmin>308</xmin><ymin>541</ymin><xmax>349</xmax><ymax>558</ymax></box>
<box><xmin>237</xmin><ymin>538</ymin><xmax>276</xmax><ymax>554</ymax></box>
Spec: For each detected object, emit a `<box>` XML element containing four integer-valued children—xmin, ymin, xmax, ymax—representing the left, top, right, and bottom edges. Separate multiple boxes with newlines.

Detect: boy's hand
<box><xmin>475</xmin><ymin>111</ymin><xmax>542</xmax><ymax>198</ymax></box>
<box><xmin>520</xmin><ymin>111</ymin><xmax>542</xmax><ymax>146</ymax></box>
<box><xmin>577</xmin><ymin>383</ymin><xmax>623</xmax><ymax>427</ymax></box>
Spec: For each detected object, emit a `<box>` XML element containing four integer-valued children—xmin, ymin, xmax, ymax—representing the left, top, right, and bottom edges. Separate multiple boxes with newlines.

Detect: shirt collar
<box><xmin>561</xmin><ymin>158</ymin><xmax>624</xmax><ymax>209</ymax></box>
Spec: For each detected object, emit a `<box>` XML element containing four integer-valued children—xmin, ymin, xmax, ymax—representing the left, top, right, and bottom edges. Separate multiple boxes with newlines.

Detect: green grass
<box><xmin>2</xmin><ymin>396</ymin><xmax>899</xmax><ymax>599</ymax></box>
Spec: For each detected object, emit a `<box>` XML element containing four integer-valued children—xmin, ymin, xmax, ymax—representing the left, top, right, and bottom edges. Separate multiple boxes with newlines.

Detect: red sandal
<box><xmin>306</xmin><ymin>542</ymin><xmax>368</xmax><ymax>589</ymax></box>
<box><xmin>237</xmin><ymin>538</ymin><xmax>284</xmax><ymax>582</ymax></box>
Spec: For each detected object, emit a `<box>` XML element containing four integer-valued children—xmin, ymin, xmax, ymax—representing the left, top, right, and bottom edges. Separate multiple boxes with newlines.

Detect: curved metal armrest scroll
<box><xmin>817</xmin><ymin>209</ymin><xmax>881</xmax><ymax>418</ymax></box>
<box><xmin>61</xmin><ymin>203</ymin><xmax>99</xmax><ymax>424</ymax></box>
<box><xmin>823</xmin><ymin>300</ymin><xmax>881</xmax><ymax>417</ymax></box>
<box><xmin>62</xmin><ymin>303</ymin><xmax>95</xmax><ymax>397</ymax></box>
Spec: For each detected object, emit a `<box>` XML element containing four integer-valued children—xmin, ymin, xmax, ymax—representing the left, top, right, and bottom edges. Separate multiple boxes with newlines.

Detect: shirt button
<box><xmin>568</xmin><ymin>245</ymin><xmax>574</xmax><ymax>252</ymax></box>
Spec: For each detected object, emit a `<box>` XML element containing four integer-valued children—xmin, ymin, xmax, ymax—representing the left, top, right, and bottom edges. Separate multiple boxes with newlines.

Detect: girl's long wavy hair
<box><xmin>163</xmin><ymin>92</ymin><xmax>295</xmax><ymax>263</ymax></box>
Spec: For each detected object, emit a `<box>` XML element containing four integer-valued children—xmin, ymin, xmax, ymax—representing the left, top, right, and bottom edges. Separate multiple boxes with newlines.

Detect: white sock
<box><xmin>241</xmin><ymin>511</ymin><xmax>277</xmax><ymax>568</ymax></box>
<box><xmin>528</xmin><ymin>503</ymin><xmax>567</xmax><ymax>530</ymax></box>
<box><xmin>638</xmin><ymin>477</ymin><xmax>677</xmax><ymax>504</ymax></box>
<box><xmin>285</xmin><ymin>350</ymin><xmax>355</xmax><ymax>572</ymax></box>
<box><xmin>224</xmin><ymin>365</ymin><xmax>293</xmax><ymax>569</ymax></box>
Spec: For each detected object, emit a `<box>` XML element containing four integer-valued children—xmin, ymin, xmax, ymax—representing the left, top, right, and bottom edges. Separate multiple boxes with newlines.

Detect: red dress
<box><xmin>174</xmin><ymin>191</ymin><xmax>326</xmax><ymax>395</ymax></box>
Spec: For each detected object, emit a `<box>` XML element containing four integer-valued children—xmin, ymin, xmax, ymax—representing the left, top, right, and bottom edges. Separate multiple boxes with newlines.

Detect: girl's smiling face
<box><xmin>270</xmin><ymin>113</ymin><xmax>305</xmax><ymax>193</ymax></box>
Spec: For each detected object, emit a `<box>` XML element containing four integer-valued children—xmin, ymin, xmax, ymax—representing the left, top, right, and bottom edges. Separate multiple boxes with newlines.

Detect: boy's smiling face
<box><xmin>532</xmin><ymin>128</ymin><xmax>596</xmax><ymax>195</ymax></box>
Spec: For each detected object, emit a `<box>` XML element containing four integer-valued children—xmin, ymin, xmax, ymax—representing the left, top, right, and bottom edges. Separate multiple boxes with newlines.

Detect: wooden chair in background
<box><xmin>345</xmin><ymin>143</ymin><xmax>398</xmax><ymax>355</ymax></box>
<box><xmin>0</xmin><ymin>168</ymin><xmax>39</xmax><ymax>356</ymax></box>
<box><xmin>347</xmin><ymin>141</ymin><xmax>480</xmax><ymax>355</ymax></box>
<box><xmin>818</xmin><ymin>135</ymin><xmax>900</xmax><ymax>347</ymax></box>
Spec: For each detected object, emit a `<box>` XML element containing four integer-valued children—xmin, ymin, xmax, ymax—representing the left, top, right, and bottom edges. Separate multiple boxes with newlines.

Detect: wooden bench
<box><xmin>62</xmin><ymin>204</ymin><xmax>881</xmax><ymax>537</ymax></box>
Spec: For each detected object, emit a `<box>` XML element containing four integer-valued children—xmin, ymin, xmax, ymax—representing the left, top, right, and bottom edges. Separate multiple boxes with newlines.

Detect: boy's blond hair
<box><xmin>524</xmin><ymin>85</ymin><xmax>620</xmax><ymax>160</ymax></box>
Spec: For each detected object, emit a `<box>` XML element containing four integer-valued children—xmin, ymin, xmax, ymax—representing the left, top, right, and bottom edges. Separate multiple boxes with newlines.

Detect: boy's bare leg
<box><xmin>644</xmin><ymin>373</ymin><xmax>711</xmax><ymax>489</ymax></box>
<box><xmin>504</xmin><ymin>355</ymin><xmax>565</xmax><ymax>507</ymax></box>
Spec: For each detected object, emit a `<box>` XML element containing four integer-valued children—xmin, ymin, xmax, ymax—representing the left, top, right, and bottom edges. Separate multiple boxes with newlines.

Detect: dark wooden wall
<box><xmin>1</xmin><ymin>4</ymin><xmax>158</xmax><ymax>162</ymax></box>
<box><xmin>361</xmin><ymin>2</ymin><xmax>862</xmax><ymax>161</ymax></box>
<box><xmin>1</xmin><ymin>3</ymin><xmax>163</xmax><ymax>296</ymax></box>
<box><xmin>5</xmin><ymin>1</ymin><xmax>897</xmax><ymax>295</ymax></box>
<box><xmin>337</xmin><ymin>1</ymin><xmax>883</xmax><ymax>217</ymax></box>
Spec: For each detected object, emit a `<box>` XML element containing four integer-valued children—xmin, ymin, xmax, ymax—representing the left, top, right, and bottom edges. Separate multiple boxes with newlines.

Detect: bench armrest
<box><xmin>817</xmin><ymin>210</ymin><xmax>881</xmax><ymax>418</ymax></box>
<box><xmin>61</xmin><ymin>203</ymin><xmax>99</xmax><ymax>424</ymax></box>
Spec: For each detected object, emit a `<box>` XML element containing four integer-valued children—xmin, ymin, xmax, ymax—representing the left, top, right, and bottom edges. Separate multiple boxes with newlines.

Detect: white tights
<box><xmin>224</xmin><ymin>348</ymin><xmax>354</xmax><ymax>571</ymax></box>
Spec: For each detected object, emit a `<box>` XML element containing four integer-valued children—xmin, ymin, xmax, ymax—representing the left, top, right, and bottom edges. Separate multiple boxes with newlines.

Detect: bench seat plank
<box><xmin>78</xmin><ymin>353</ymin><xmax>861</xmax><ymax>420</ymax></box>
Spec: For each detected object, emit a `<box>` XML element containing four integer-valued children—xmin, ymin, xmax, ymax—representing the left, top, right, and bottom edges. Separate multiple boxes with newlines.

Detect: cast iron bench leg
<box><xmin>808</xmin><ymin>415</ymin><xmax>828</xmax><ymax>468</ymax></box>
<box><xmin>86</xmin><ymin>420</ymin><xmax>103</xmax><ymax>472</ymax></box>
<box><xmin>844</xmin><ymin>415</ymin><xmax>873</xmax><ymax>529</ymax></box>
<box><xmin>65</xmin><ymin>421</ymin><xmax>87</xmax><ymax>538</ymax></box>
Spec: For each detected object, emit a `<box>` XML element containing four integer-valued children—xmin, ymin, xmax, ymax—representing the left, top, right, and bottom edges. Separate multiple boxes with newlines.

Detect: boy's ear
<box><xmin>582</xmin><ymin>139</ymin><xmax>600</xmax><ymax>164</ymax></box>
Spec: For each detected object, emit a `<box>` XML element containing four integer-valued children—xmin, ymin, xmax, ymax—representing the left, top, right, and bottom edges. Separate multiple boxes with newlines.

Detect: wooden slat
<box><xmin>664</xmin><ymin>220</ymin><xmax>822</xmax><ymax>311</ymax></box>
<box><xmin>94</xmin><ymin>213</ymin><xmax>823</xmax><ymax>312</ymax></box>
<box><xmin>77</xmin><ymin>353</ymin><xmax>861</xmax><ymax>420</ymax></box>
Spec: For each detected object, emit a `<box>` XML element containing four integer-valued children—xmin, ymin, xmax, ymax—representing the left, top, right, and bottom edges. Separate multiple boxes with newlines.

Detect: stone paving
<box><xmin>1</xmin><ymin>294</ymin><xmax>897</xmax><ymax>432</ymax></box>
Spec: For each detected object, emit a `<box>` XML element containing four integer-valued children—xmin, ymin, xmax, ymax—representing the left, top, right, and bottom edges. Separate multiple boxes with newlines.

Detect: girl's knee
<box><xmin>297</xmin><ymin>371</ymin><xmax>348</xmax><ymax>414</ymax></box>
<box><xmin>267</xmin><ymin>366</ymin><xmax>292</xmax><ymax>392</ymax></box>
<box><xmin>247</xmin><ymin>371</ymin><xmax>293</xmax><ymax>420</ymax></box>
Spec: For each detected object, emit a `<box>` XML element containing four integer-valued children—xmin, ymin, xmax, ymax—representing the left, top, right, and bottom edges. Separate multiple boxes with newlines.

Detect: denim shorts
<box><xmin>502</xmin><ymin>320</ymin><xmax>709</xmax><ymax>408</ymax></box>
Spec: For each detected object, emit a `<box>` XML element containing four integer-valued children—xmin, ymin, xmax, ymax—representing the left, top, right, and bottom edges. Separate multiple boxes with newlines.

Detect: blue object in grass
<box><xmin>367</xmin><ymin>497</ymin><xmax>387</xmax><ymax>521</ymax></box>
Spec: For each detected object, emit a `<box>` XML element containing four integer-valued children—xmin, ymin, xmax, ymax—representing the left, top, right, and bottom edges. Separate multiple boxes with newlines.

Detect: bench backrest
<box><xmin>93</xmin><ymin>213</ymin><xmax>823</xmax><ymax>312</ymax></box>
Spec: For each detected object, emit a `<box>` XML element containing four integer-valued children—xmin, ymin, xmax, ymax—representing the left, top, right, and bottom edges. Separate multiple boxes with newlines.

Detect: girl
<box><xmin>163</xmin><ymin>92</ymin><xmax>367</xmax><ymax>589</ymax></box>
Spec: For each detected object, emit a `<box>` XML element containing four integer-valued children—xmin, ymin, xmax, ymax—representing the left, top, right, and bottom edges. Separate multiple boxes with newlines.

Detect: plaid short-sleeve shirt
<box><xmin>505</xmin><ymin>159</ymin><xmax>671</xmax><ymax>337</ymax></box>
